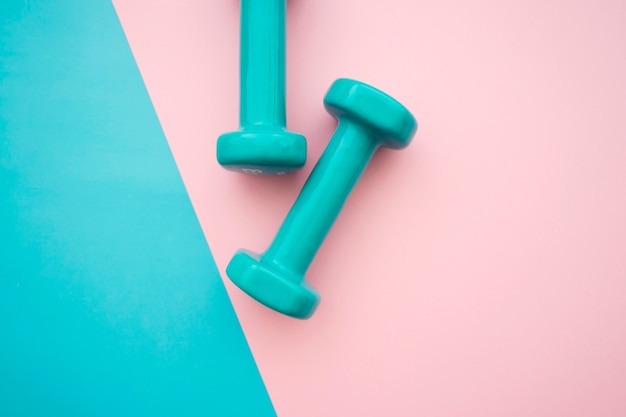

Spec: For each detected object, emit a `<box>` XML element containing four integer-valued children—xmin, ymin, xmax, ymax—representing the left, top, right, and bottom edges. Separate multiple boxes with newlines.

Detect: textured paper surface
<box><xmin>113</xmin><ymin>1</ymin><xmax>626</xmax><ymax>416</ymax></box>
<box><xmin>0</xmin><ymin>1</ymin><xmax>275</xmax><ymax>415</ymax></box>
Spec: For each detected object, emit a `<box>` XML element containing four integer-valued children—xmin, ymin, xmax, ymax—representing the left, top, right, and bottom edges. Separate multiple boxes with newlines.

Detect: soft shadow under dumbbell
<box><xmin>226</xmin><ymin>78</ymin><xmax>418</xmax><ymax>318</ymax></box>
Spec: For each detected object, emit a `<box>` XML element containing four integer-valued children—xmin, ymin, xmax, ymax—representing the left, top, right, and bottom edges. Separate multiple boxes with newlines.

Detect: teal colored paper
<box><xmin>0</xmin><ymin>1</ymin><xmax>276</xmax><ymax>416</ymax></box>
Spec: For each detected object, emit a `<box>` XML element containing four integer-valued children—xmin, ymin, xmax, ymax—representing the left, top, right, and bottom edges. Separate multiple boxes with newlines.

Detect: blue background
<box><xmin>0</xmin><ymin>1</ymin><xmax>276</xmax><ymax>415</ymax></box>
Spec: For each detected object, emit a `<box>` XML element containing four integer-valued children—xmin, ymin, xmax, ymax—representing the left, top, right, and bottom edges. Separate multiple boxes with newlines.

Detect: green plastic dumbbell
<box><xmin>216</xmin><ymin>0</ymin><xmax>306</xmax><ymax>175</ymax></box>
<box><xmin>226</xmin><ymin>78</ymin><xmax>418</xmax><ymax>318</ymax></box>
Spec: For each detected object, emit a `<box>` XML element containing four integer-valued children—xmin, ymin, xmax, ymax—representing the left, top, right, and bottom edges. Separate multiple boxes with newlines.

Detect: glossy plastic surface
<box><xmin>226</xmin><ymin>79</ymin><xmax>418</xmax><ymax>318</ymax></box>
<box><xmin>216</xmin><ymin>0</ymin><xmax>306</xmax><ymax>175</ymax></box>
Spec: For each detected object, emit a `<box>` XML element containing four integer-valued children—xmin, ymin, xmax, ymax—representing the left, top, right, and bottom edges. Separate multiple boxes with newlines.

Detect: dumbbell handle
<box><xmin>240</xmin><ymin>0</ymin><xmax>286</xmax><ymax>128</ymax></box>
<box><xmin>264</xmin><ymin>122</ymin><xmax>377</xmax><ymax>274</ymax></box>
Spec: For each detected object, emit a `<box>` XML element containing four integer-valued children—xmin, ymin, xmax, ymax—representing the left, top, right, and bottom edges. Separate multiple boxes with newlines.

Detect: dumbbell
<box><xmin>226</xmin><ymin>78</ymin><xmax>417</xmax><ymax>318</ymax></box>
<box><xmin>216</xmin><ymin>0</ymin><xmax>306</xmax><ymax>175</ymax></box>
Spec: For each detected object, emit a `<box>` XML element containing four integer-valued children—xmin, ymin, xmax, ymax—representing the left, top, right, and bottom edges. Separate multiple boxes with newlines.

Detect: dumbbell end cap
<box><xmin>324</xmin><ymin>78</ymin><xmax>417</xmax><ymax>150</ymax></box>
<box><xmin>217</xmin><ymin>129</ymin><xmax>307</xmax><ymax>175</ymax></box>
<box><xmin>226</xmin><ymin>249</ymin><xmax>320</xmax><ymax>319</ymax></box>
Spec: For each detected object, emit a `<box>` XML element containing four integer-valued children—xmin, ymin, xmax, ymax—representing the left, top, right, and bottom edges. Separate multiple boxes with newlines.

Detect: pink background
<box><xmin>112</xmin><ymin>1</ymin><xmax>626</xmax><ymax>416</ymax></box>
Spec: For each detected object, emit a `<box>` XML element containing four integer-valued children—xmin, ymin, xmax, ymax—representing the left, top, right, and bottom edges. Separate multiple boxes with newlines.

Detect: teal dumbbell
<box><xmin>217</xmin><ymin>0</ymin><xmax>306</xmax><ymax>175</ymax></box>
<box><xmin>226</xmin><ymin>78</ymin><xmax>418</xmax><ymax>318</ymax></box>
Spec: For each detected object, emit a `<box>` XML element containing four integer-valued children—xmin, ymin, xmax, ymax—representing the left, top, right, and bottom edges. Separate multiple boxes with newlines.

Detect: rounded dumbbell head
<box><xmin>323</xmin><ymin>78</ymin><xmax>417</xmax><ymax>150</ymax></box>
<box><xmin>226</xmin><ymin>249</ymin><xmax>320</xmax><ymax>319</ymax></box>
<box><xmin>217</xmin><ymin>129</ymin><xmax>307</xmax><ymax>175</ymax></box>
